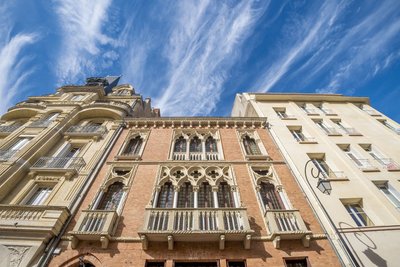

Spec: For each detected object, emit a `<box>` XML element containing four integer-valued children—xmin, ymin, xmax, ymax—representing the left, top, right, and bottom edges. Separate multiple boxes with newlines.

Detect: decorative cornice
<box><xmin>125</xmin><ymin>117</ymin><xmax>268</xmax><ymax>129</ymax></box>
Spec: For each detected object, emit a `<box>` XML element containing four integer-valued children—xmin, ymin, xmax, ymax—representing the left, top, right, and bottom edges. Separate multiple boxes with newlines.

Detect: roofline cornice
<box><xmin>244</xmin><ymin>93</ymin><xmax>370</xmax><ymax>104</ymax></box>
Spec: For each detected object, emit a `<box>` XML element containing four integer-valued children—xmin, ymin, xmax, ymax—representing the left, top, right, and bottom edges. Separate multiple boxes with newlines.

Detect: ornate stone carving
<box><xmin>6</xmin><ymin>246</ymin><xmax>30</xmax><ymax>267</ymax></box>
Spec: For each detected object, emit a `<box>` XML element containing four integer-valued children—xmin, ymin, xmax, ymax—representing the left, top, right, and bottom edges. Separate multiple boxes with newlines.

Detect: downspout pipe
<box><xmin>37</xmin><ymin>123</ymin><xmax>125</xmax><ymax>267</ymax></box>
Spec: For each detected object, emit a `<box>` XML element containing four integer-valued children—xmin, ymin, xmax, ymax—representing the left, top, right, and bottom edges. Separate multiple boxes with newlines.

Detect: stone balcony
<box><xmin>264</xmin><ymin>209</ymin><xmax>312</xmax><ymax>248</ymax></box>
<box><xmin>69</xmin><ymin>210</ymin><xmax>118</xmax><ymax>249</ymax></box>
<box><xmin>0</xmin><ymin>205</ymin><xmax>69</xmax><ymax>238</ymax></box>
<box><xmin>139</xmin><ymin>208</ymin><xmax>253</xmax><ymax>250</ymax></box>
<box><xmin>27</xmin><ymin>120</ymin><xmax>52</xmax><ymax>128</ymax></box>
<box><xmin>0</xmin><ymin>124</ymin><xmax>22</xmax><ymax>135</ymax></box>
<box><xmin>64</xmin><ymin>125</ymin><xmax>107</xmax><ymax>139</ymax></box>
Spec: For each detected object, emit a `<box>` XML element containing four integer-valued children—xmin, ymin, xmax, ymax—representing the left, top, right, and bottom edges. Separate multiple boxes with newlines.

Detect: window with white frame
<box><xmin>24</xmin><ymin>186</ymin><xmax>53</xmax><ymax>205</ymax></box>
<box><xmin>342</xmin><ymin>201</ymin><xmax>373</xmax><ymax>227</ymax></box>
<box><xmin>117</xmin><ymin>132</ymin><xmax>148</xmax><ymax>159</ymax></box>
<box><xmin>250</xmin><ymin>166</ymin><xmax>290</xmax><ymax>212</ymax></box>
<box><xmin>70</xmin><ymin>94</ymin><xmax>85</xmax><ymax>101</ymax></box>
<box><xmin>338</xmin><ymin>144</ymin><xmax>372</xmax><ymax>169</ymax></box>
<box><xmin>238</xmin><ymin>131</ymin><xmax>268</xmax><ymax>159</ymax></box>
<box><xmin>273</xmin><ymin>107</ymin><xmax>294</xmax><ymax>119</ymax></box>
<box><xmin>0</xmin><ymin>136</ymin><xmax>32</xmax><ymax>161</ymax></box>
<box><xmin>374</xmin><ymin>182</ymin><xmax>400</xmax><ymax>210</ymax></box>
<box><xmin>359</xmin><ymin>144</ymin><xmax>399</xmax><ymax>170</ymax></box>
<box><xmin>379</xmin><ymin>120</ymin><xmax>400</xmax><ymax>134</ymax></box>
<box><xmin>171</xmin><ymin>130</ymin><xmax>222</xmax><ymax>161</ymax></box>
<box><xmin>96</xmin><ymin>182</ymin><xmax>125</xmax><ymax>210</ymax></box>
<box><xmin>314</xmin><ymin>120</ymin><xmax>338</xmax><ymax>135</ymax></box>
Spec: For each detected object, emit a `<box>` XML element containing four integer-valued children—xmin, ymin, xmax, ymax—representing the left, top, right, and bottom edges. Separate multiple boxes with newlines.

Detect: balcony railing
<box><xmin>140</xmin><ymin>208</ymin><xmax>253</xmax><ymax>250</ymax></box>
<box><xmin>350</xmin><ymin>159</ymin><xmax>378</xmax><ymax>171</ymax></box>
<box><xmin>295</xmin><ymin>136</ymin><xmax>317</xmax><ymax>143</ymax></box>
<box><xmin>314</xmin><ymin>161</ymin><xmax>347</xmax><ymax>180</ymax></box>
<box><xmin>65</xmin><ymin>125</ymin><xmax>107</xmax><ymax>136</ymax></box>
<box><xmin>322</xmin><ymin>127</ymin><xmax>341</xmax><ymax>135</ymax></box>
<box><xmin>27</xmin><ymin>120</ymin><xmax>52</xmax><ymax>128</ymax></box>
<box><xmin>303</xmin><ymin>108</ymin><xmax>319</xmax><ymax>115</ymax></box>
<box><xmin>264</xmin><ymin>209</ymin><xmax>311</xmax><ymax>248</ymax></box>
<box><xmin>0</xmin><ymin>205</ymin><xmax>69</xmax><ymax>235</ymax></box>
<box><xmin>277</xmin><ymin>113</ymin><xmax>296</xmax><ymax>120</ymax></box>
<box><xmin>31</xmin><ymin>157</ymin><xmax>85</xmax><ymax>172</ymax></box>
<box><xmin>0</xmin><ymin>124</ymin><xmax>21</xmax><ymax>133</ymax></box>
<box><xmin>363</xmin><ymin>109</ymin><xmax>381</xmax><ymax>116</ymax></box>
<box><xmin>342</xmin><ymin>127</ymin><xmax>361</xmax><ymax>135</ymax></box>
<box><xmin>69</xmin><ymin>210</ymin><xmax>118</xmax><ymax>249</ymax></box>
<box><xmin>375</xmin><ymin>158</ymin><xmax>400</xmax><ymax>171</ymax></box>
<box><xmin>172</xmin><ymin>152</ymin><xmax>220</xmax><ymax>161</ymax></box>
<box><xmin>0</xmin><ymin>150</ymin><xmax>17</xmax><ymax>161</ymax></box>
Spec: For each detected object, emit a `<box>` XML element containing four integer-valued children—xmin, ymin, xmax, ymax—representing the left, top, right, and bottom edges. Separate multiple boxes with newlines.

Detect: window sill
<box><xmin>115</xmin><ymin>154</ymin><xmax>142</xmax><ymax>160</ymax></box>
<box><xmin>299</xmin><ymin>140</ymin><xmax>318</xmax><ymax>144</ymax></box>
<box><xmin>245</xmin><ymin>155</ymin><xmax>271</xmax><ymax>161</ymax></box>
<box><xmin>281</xmin><ymin>117</ymin><xmax>297</xmax><ymax>120</ymax></box>
<box><xmin>361</xmin><ymin>168</ymin><xmax>380</xmax><ymax>172</ymax></box>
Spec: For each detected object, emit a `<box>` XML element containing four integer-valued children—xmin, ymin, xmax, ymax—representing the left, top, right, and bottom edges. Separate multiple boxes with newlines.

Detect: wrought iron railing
<box><xmin>27</xmin><ymin>120</ymin><xmax>52</xmax><ymax>128</ymax></box>
<box><xmin>0</xmin><ymin>124</ymin><xmax>21</xmax><ymax>133</ymax></box>
<box><xmin>32</xmin><ymin>157</ymin><xmax>85</xmax><ymax>170</ymax></box>
<box><xmin>65</xmin><ymin>125</ymin><xmax>107</xmax><ymax>135</ymax></box>
<box><xmin>375</xmin><ymin>158</ymin><xmax>400</xmax><ymax>171</ymax></box>
<box><xmin>343</xmin><ymin>127</ymin><xmax>361</xmax><ymax>135</ymax></box>
<box><xmin>350</xmin><ymin>158</ymin><xmax>377</xmax><ymax>170</ymax></box>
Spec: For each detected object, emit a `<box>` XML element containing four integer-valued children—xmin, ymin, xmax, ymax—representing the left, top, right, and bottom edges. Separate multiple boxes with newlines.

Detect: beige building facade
<box><xmin>47</xmin><ymin>117</ymin><xmax>340</xmax><ymax>267</ymax></box>
<box><xmin>232</xmin><ymin>93</ymin><xmax>400</xmax><ymax>267</ymax></box>
<box><xmin>0</xmin><ymin>77</ymin><xmax>158</xmax><ymax>266</ymax></box>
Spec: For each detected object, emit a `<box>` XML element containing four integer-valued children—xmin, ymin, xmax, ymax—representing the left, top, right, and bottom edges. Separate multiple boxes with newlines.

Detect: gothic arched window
<box><xmin>189</xmin><ymin>136</ymin><xmax>202</xmax><ymax>152</ymax></box>
<box><xmin>243</xmin><ymin>135</ymin><xmax>261</xmax><ymax>155</ymax></box>
<box><xmin>177</xmin><ymin>182</ymin><xmax>194</xmax><ymax>208</ymax></box>
<box><xmin>217</xmin><ymin>182</ymin><xmax>234</xmax><ymax>208</ymax></box>
<box><xmin>198</xmin><ymin>182</ymin><xmax>214</xmax><ymax>208</ymax></box>
<box><xmin>157</xmin><ymin>182</ymin><xmax>174</xmax><ymax>208</ymax></box>
<box><xmin>97</xmin><ymin>182</ymin><xmax>124</xmax><ymax>210</ymax></box>
<box><xmin>259</xmin><ymin>182</ymin><xmax>284</xmax><ymax>210</ymax></box>
<box><xmin>205</xmin><ymin>136</ymin><xmax>217</xmax><ymax>153</ymax></box>
<box><xmin>174</xmin><ymin>136</ymin><xmax>187</xmax><ymax>153</ymax></box>
<box><xmin>123</xmin><ymin>136</ymin><xmax>143</xmax><ymax>155</ymax></box>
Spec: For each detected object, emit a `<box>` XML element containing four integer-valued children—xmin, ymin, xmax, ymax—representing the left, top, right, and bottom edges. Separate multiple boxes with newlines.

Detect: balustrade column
<box><xmin>201</xmin><ymin>139</ymin><xmax>206</xmax><ymax>160</ymax></box>
<box><xmin>173</xmin><ymin>186</ymin><xmax>179</xmax><ymax>208</ymax></box>
<box><xmin>193</xmin><ymin>186</ymin><xmax>199</xmax><ymax>208</ymax></box>
<box><xmin>152</xmin><ymin>187</ymin><xmax>161</xmax><ymax>208</ymax></box>
<box><xmin>212</xmin><ymin>186</ymin><xmax>219</xmax><ymax>208</ymax></box>
<box><xmin>231</xmin><ymin>186</ymin><xmax>240</xmax><ymax>208</ymax></box>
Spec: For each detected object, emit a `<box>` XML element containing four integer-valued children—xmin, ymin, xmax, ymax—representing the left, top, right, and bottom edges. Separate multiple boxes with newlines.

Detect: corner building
<box><xmin>232</xmin><ymin>93</ymin><xmax>400</xmax><ymax>267</ymax></box>
<box><xmin>49</xmin><ymin>117</ymin><xmax>340</xmax><ymax>267</ymax></box>
<box><xmin>0</xmin><ymin>77</ymin><xmax>158</xmax><ymax>266</ymax></box>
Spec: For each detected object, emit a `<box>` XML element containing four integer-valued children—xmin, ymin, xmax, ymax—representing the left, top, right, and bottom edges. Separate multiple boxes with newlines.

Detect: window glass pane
<box><xmin>198</xmin><ymin>182</ymin><xmax>214</xmax><ymax>208</ymax></box>
<box><xmin>174</xmin><ymin>137</ymin><xmax>186</xmax><ymax>152</ymax></box>
<box><xmin>157</xmin><ymin>182</ymin><xmax>174</xmax><ymax>208</ymax></box>
<box><xmin>177</xmin><ymin>182</ymin><xmax>194</xmax><ymax>208</ymax></box>
<box><xmin>146</xmin><ymin>262</ymin><xmax>165</xmax><ymax>267</ymax></box>
<box><xmin>175</xmin><ymin>263</ymin><xmax>217</xmax><ymax>267</ymax></box>
<box><xmin>217</xmin><ymin>182</ymin><xmax>234</xmax><ymax>208</ymax></box>
<box><xmin>227</xmin><ymin>261</ymin><xmax>246</xmax><ymax>267</ymax></box>
<box><xmin>260</xmin><ymin>182</ymin><xmax>284</xmax><ymax>209</ymax></box>
<box><xmin>205</xmin><ymin>137</ymin><xmax>217</xmax><ymax>153</ymax></box>
<box><xmin>124</xmin><ymin>136</ymin><xmax>142</xmax><ymax>155</ymax></box>
<box><xmin>344</xmin><ymin>204</ymin><xmax>372</xmax><ymax>227</ymax></box>
<box><xmin>285</xmin><ymin>258</ymin><xmax>308</xmax><ymax>267</ymax></box>
<box><xmin>190</xmin><ymin>137</ymin><xmax>202</xmax><ymax>152</ymax></box>
<box><xmin>26</xmin><ymin>187</ymin><xmax>52</xmax><ymax>205</ymax></box>
<box><xmin>97</xmin><ymin>182</ymin><xmax>124</xmax><ymax>210</ymax></box>
<box><xmin>243</xmin><ymin>136</ymin><xmax>261</xmax><ymax>155</ymax></box>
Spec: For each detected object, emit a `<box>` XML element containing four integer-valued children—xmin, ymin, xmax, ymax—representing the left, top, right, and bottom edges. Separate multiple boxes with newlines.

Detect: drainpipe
<box><xmin>37</xmin><ymin>123</ymin><xmax>125</xmax><ymax>267</ymax></box>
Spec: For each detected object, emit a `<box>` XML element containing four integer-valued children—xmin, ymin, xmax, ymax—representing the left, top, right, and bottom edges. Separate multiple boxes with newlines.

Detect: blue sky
<box><xmin>1</xmin><ymin>0</ymin><xmax>400</xmax><ymax>121</ymax></box>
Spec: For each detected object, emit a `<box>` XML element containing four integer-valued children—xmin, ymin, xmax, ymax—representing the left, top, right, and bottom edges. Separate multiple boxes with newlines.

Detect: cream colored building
<box><xmin>232</xmin><ymin>93</ymin><xmax>400</xmax><ymax>267</ymax></box>
<box><xmin>0</xmin><ymin>77</ymin><xmax>158</xmax><ymax>266</ymax></box>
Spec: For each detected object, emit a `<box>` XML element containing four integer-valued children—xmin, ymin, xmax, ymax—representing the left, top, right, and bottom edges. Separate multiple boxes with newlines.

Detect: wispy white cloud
<box><xmin>122</xmin><ymin>1</ymin><xmax>268</xmax><ymax>116</ymax></box>
<box><xmin>253</xmin><ymin>0</ymin><xmax>400</xmax><ymax>94</ymax></box>
<box><xmin>0</xmin><ymin>3</ymin><xmax>38</xmax><ymax>114</ymax></box>
<box><xmin>53</xmin><ymin>0</ymin><xmax>117</xmax><ymax>84</ymax></box>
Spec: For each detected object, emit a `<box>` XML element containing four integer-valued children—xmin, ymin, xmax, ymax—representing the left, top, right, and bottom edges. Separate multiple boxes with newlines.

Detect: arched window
<box><xmin>189</xmin><ymin>136</ymin><xmax>202</xmax><ymax>152</ymax></box>
<box><xmin>177</xmin><ymin>182</ymin><xmax>194</xmax><ymax>208</ymax></box>
<box><xmin>243</xmin><ymin>135</ymin><xmax>261</xmax><ymax>155</ymax></box>
<box><xmin>205</xmin><ymin>136</ymin><xmax>217</xmax><ymax>153</ymax></box>
<box><xmin>44</xmin><ymin>112</ymin><xmax>60</xmax><ymax>122</ymax></box>
<box><xmin>123</xmin><ymin>136</ymin><xmax>143</xmax><ymax>155</ymax></box>
<box><xmin>174</xmin><ymin>136</ymin><xmax>187</xmax><ymax>153</ymax></box>
<box><xmin>97</xmin><ymin>182</ymin><xmax>124</xmax><ymax>210</ymax></box>
<box><xmin>217</xmin><ymin>182</ymin><xmax>234</xmax><ymax>208</ymax></box>
<box><xmin>259</xmin><ymin>182</ymin><xmax>284</xmax><ymax>210</ymax></box>
<box><xmin>157</xmin><ymin>182</ymin><xmax>174</xmax><ymax>208</ymax></box>
<box><xmin>198</xmin><ymin>182</ymin><xmax>214</xmax><ymax>208</ymax></box>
